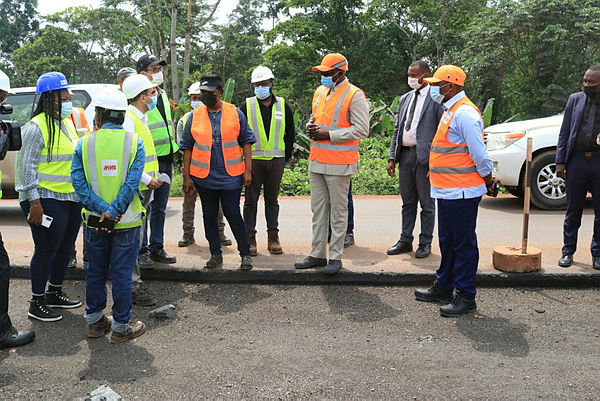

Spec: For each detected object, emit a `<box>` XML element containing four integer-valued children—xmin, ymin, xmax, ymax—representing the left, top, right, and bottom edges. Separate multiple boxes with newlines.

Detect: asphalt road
<box><xmin>1</xmin><ymin>279</ymin><xmax>599</xmax><ymax>400</ymax></box>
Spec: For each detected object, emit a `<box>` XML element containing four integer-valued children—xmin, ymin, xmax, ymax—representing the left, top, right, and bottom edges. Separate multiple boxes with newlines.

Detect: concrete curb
<box><xmin>9</xmin><ymin>264</ymin><xmax>600</xmax><ymax>288</ymax></box>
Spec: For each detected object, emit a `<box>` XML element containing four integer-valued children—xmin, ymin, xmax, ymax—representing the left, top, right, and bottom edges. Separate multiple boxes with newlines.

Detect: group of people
<box><xmin>1</xmin><ymin>50</ymin><xmax>599</xmax><ymax>349</ymax></box>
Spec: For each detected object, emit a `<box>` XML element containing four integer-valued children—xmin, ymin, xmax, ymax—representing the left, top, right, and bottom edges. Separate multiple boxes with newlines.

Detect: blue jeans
<box><xmin>435</xmin><ymin>197</ymin><xmax>481</xmax><ymax>299</ymax></box>
<box><xmin>20</xmin><ymin>199</ymin><xmax>82</xmax><ymax>295</ymax></box>
<box><xmin>141</xmin><ymin>160</ymin><xmax>172</xmax><ymax>253</ymax></box>
<box><xmin>84</xmin><ymin>226</ymin><xmax>140</xmax><ymax>332</ymax></box>
<box><xmin>194</xmin><ymin>181</ymin><xmax>250</xmax><ymax>257</ymax></box>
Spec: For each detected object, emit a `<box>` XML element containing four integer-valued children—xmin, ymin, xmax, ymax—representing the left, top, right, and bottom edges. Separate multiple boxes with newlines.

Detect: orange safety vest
<box><xmin>189</xmin><ymin>102</ymin><xmax>245</xmax><ymax>179</ymax></box>
<box><xmin>310</xmin><ymin>81</ymin><xmax>362</xmax><ymax>165</ymax></box>
<box><xmin>429</xmin><ymin>96</ymin><xmax>485</xmax><ymax>189</ymax></box>
<box><xmin>69</xmin><ymin>107</ymin><xmax>90</xmax><ymax>133</ymax></box>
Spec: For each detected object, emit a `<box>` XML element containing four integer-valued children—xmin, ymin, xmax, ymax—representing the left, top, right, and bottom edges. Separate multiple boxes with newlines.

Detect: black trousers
<box><xmin>0</xmin><ymin>231</ymin><xmax>12</xmax><ymax>335</ymax></box>
<box><xmin>243</xmin><ymin>158</ymin><xmax>286</xmax><ymax>233</ymax></box>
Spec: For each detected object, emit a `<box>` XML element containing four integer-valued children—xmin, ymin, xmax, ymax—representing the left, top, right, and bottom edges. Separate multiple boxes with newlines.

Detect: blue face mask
<box><xmin>148</xmin><ymin>96</ymin><xmax>158</xmax><ymax>111</ymax></box>
<box><xmin>190</xmin><ymin>101</ymin><xmax>203</xmax><ymax>109</ymax></box>
<box><xmin>254</xmin><ymin>86</ymin><xmax>271</xmax><ymax>100</ymax></box>
<box><xmin>321</xmin><ymin>75</ymin><xmax>335</xmax><ymax>88</ymax></box>
<box><xmin>429</xmin><ymin>85</ymin><xmax>448</xmax><ymax>104</ymax></box>
<box><xmin>60</xmin><ymin>101</ymin><xmax>73</xmax><ymax>119</ymax></box>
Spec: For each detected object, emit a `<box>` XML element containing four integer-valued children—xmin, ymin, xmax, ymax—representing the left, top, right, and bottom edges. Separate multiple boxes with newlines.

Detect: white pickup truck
<box><xmin>0</xmin><ymin>84</ymin><xmax>115</xmax><ymax>198</ymax></box>
<box><xmin>485</xmin><ymin>114</ymin><xmax>565</xmax><ymax>210</ymax></box>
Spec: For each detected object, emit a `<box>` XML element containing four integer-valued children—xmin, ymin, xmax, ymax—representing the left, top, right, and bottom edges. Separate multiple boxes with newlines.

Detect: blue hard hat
<box><xmin>36</xmin><ymin>71</ymin><xmax>70</xmax><ymax>94</ymax></box>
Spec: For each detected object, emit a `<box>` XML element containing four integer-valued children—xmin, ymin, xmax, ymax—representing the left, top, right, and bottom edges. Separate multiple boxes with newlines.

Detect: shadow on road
<box><xmin>456</xmin><ymin>315</ymin><xmax>530</xmax><ymax>357</ymax></box>
<box><xmin>190</xmin><ymin>284</ymin><xmax>272</xmax><ymax>315</ymax></box>
<box><xmin>321</xmin><ymin>286</ymin><xmax>400</xmax><ymax>322</ymax></box>
<box><xmin>79</xmin><ymin>337</ymin><xmax>157</xmax><ymax>383</ymax></box>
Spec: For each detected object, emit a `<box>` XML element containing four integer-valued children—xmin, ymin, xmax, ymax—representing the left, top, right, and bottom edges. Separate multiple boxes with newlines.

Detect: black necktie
<box><xmin>584</xmin><ymin>99</ymin><xmax>597</xmax><ymax>147</ymax></box>
<box><xmin>405</xmin><ymin>90</ymin><xmax>419</xmax><ymax>131</ymax></box>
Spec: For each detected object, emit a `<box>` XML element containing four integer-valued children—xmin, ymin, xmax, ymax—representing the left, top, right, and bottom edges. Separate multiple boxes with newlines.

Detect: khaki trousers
<box><xmin>133</xmin><ymin>190</ymin><xmax>151</xmax><ymax>286</ymax></box>
<box><xmin>309</xmin><ymin>172</ymin><xmax>352</xmax><ymax>261</ymax></box>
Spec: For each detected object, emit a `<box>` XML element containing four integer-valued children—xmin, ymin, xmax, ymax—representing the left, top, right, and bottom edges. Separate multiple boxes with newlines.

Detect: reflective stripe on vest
<box><xmin>29</xmin><ymin>113</ymin><xmax>79</xmax><ymax>193</ymax></box>
<box><xmin>69</xmin><ymin>107</ymin><xmax>89</xmax><ymax>134</ymax></box>
<box><xmin>189</xmin><ymin>102</ymin><xmax>244</xmax><ymax>179</ymax></box>
<box><xmin>309</xmin><ymin>82</ymin><xmax>362</xmax><ymax>165</ymax></box>
<box><xmin>125</xmin><ymin>109</ymin><xmax>159</xmax><ymax>190</ymax></box>
<box><xmin>81</xmin><ymin>128</ymin><xmax>144</xmax><ymax>229</ymax></box>
<box><xmin>429</xmin><ymin>96</ymin><xmax>485</xmax><ymax>189</ymax></box>
<box><xmin>146</xmin><ymin>90</ymin><xmax>179</xmax><ymax>156</ymax></box>
<box><xmin>245</xmin><ymin>96</ymin><xmax>285</xmax><ymax>160</ymax></box>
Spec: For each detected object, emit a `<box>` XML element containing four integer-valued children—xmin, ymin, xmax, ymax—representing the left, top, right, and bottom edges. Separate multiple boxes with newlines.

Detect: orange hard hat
<box><xmin>312</xmin><ymin>53</ymin><xmax>348</xmax><ymax>72</ymax></box>
<box><xmin>424</xmin><ymin>65</ymin><xmax>466</xmax><ymax>86</ymax></box>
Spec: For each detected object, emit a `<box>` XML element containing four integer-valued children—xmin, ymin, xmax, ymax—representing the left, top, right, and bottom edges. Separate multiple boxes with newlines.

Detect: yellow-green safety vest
<box><xmin>146</xmin><ymin>90</ymin><xmax>179</xmax><ymax>156</ymax></box>
<box><xmin>29</xmin><ymin>113</ymin><xmax>79</xmax><ymax>193</ymax></box>
<box><xmin>245</xmin><ymin>96</ymin><xmax>286</xmax><ymax>160</ymax></box>
<box><xmin>81</xmin><ymin>128</ymin><xmax>144</xmax><ymax>230</ymax></box>
<box><xmin>125</xmin><ymin>109</ymin><xmax>159</xmax><ymax>190</ymax></box>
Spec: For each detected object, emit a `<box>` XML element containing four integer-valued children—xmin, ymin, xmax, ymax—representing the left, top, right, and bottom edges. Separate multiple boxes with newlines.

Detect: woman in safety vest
<box><xmin>14</xmin><ymin>71</ymin><xmax>83</xmax><ymax>322</ymax></box>
<box><xmin>180</xmin><ymin>74</ymin><xmax>256</xmax><ymax>270</ymax></box>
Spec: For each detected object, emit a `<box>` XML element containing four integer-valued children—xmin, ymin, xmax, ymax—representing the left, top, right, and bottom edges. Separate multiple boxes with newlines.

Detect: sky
<box><xmin>37</xmin><ymin>0</ymin><xmax>237</xmax><ymax>23</ymax></box>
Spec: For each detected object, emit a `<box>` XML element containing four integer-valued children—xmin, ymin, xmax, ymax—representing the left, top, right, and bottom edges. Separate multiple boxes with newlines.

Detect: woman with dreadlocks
<box><xmin>15</xmin><ymin>71</ymin><xmax>82</xmax><ymax>322</ymax></box>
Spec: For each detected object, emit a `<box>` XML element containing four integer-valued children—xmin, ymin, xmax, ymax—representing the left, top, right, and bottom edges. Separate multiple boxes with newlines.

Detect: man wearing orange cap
<box><xmin>294</xmin><ymin>53</ymin><xmax>369</xmax><ymax>275</ymax></box>
<box><xmin>413</xmin><ymin>65</ymin><xmax>498</xmax><ymax>317</ymax></box>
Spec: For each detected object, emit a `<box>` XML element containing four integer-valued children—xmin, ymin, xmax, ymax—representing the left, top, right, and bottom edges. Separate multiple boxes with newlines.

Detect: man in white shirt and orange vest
<box><xmin>294</xmin><ymin>53</ymin><xmax>369</xmax><ymax>275</ymax></box>
<box><xmin>414</xmin><ymin>65</ymin><xmax>499</xmax><ymax>317</ymax></box>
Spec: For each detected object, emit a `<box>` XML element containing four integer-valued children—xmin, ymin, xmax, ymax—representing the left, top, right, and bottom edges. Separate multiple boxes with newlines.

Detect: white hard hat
<box><xmin>251</xmin><ymin>66</ymin><xmax>274</xmax><ymax>83</ymax></box>
<box><xmin>188</xmin><ymin>82</ymin><xmax>202</xmax><ymax>95</ymax></box>
<box><xmin>93</xmin><ymin>87</ymin><xmax>128</xmax><ymax>111</ymax></box>
<box><xmin>0</xmin><ymin>70</ymin><xmax>15</xmax><ymax>94</ymax></box>
<box><xmin>122</xmin><ymin>74</ymin><xmax>156</xmax><ymax>99</ymax></box>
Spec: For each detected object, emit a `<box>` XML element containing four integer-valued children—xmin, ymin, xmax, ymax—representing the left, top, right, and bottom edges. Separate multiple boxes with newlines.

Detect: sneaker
<box><xmin>109</xmin><ymin>320</ymin><xmax>147</xmax><ymax>344</ymax></box>
<box><xmin>149</xmin><ymin>249</ymin><xmax>177</xmax><ymax>264</ymax></box>
<box><xmin>45</xmin><ymin>290</ymin><xmax>82</xmax><ymax>309</ymax></box>
<box><xmin>132</xmin><ymin>285</ymin><xmax>157</xmax><ymax>306</ymax></box>
<box><xmin>67</xmin><ymin>254</ymin><xmax>77</xmax><ymax>269</ymax></box>
<box><xmin>28</xmin><ymin>299</ymin><xmax>62</xmax><ymax>322</ymax></box>
<box><xmin>178</xmin><ymin>234</ymin><xmax>195</xmax><ymax>247</ymax></box>
<box><xmin>87</xmin><ymin>315</ymin><xmax>113</xmax><ymax>338</ymax></box>
<box><xmin>240</xmin><ymin>255</ymin><xmax>253</xmax><ymax>271</ymax></box>
<box><xmin>343</xmin><ymin>232</ymin><xmax>355</xmax><ymax>248</ymax></box>
<box><xmin>220</xmin><ymin>232</ymin><xmax>232</xmax><ymax>246</ymax></box>
<box><xmin>204</xmin><ymin>254</ymin><xmax>223</xmax><ymax>269</ymax></box>
<box><xmin>137</xmin><ymin>252</ymin><xmax>155</xmax><ymax>268</ymax></box>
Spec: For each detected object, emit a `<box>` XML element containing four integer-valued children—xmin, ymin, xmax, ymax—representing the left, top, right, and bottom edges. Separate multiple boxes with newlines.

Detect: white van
<box><xmin>0</xmin><ymin>84</ymin><xmax>117</xmax><ymax>198</ymax></box>
<box><xmin>486</xmin><ymin>114</ymin><xmax>565</xmax><ymax>210</ymax></box>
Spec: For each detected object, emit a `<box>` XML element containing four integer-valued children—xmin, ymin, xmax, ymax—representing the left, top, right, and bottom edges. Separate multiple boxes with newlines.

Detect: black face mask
<box><xmin>583</xmin><ymin>85</ymin><xmax>599</xmax><ymax>98</ymax></box>
<box><xmin>200</xmin><ymin>93</ymin><xmax>218</xmax><ymax>107</ymax></box>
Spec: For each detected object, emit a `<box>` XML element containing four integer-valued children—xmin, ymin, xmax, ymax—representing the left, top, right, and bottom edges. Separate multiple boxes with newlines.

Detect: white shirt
<box><xmin>123</xmin><ymin>105</ymin><xmax>152</xmax><ymax>186</ymax></box>
<box><xmin>401</xmin><ymin>84</ymin><xmax>429</xmax><ymax>147</ymax></box>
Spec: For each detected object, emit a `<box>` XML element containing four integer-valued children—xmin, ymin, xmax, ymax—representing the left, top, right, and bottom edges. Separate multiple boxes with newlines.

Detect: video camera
<box><xmin>0</xmin><ymin>102</ymin><xmax>21</xmax><ymax>161</ymax></box>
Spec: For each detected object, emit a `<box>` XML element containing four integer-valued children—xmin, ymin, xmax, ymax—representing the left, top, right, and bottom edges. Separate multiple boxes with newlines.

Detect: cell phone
<box><xmin>87</xmin><ymin>214</ymin><xmax>116</xmax><ymax>230</ymax></box>
<box><xmin>489</xmin><ymin>183</ymin><xmax>499</xmax><ymax>197</ymax></box>
<box><xmin>27</xmin><ymin>213</ymin><xmax>53</xmax><ymax>228</ymax></box>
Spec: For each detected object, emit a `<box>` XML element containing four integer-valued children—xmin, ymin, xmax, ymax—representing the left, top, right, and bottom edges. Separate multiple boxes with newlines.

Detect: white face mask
<box><xmin>151</xmin><ymin>71</ymin><xmax>163</xmax><ymax>85</ymax></box>
<box><xmin>407</xmin><ymin>77</ymin><xmax>422</xmax><ymax>90</ymax></box>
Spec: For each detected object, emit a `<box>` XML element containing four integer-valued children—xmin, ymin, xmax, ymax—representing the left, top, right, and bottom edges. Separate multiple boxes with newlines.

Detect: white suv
<box><xmin>0</xmin><ymin>84</ymin><xmax>116</xmax><ymax>198</ymax></box>
<box><xmin>486</xmin><ymin>114</ymin><xmax>565</xmax><ymax>210</ymax></box>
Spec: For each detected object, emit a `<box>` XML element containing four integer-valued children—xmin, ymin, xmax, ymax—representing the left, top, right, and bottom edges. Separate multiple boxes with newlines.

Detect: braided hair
<box><xmin>32</xmin><ymin>90</ymin><xmax>62</xmax><ymax>160</ymax></box>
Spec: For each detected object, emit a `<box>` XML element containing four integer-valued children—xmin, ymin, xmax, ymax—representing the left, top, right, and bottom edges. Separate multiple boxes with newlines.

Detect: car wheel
<box><xmin>530</xmin><ymin>151</ymin><xmax>567</xmax><ymax>210</ymax></box>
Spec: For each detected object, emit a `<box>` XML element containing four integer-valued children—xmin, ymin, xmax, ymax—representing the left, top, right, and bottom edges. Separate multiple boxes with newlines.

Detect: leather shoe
<box><xmin>150</xmin><ymin>249</ymin><xmax>177</xmax><ymax>264</ymax></box>
<box><xmin>387</xmin><ymin>241</ymin><xmax>412</xmax><ymax>255</ymax></box>
<box><xmin>558</xmin><ymin>254</ymin><xmax>573</xmax><ymax>268</ymax></box>
<box><xmin>0</xmin><ymin>326</ymin><xmax>35</xmax><ymax>349</ymax></box>
<box><xmin>294</xmin><ymin>256</ymin><xmax>327</xmax><ymax>270</ymax></box>
<box><xmin>415</xmin><ymin>243</ymin><xmax>431</xmax><ymax>258</ymax></box>
<box><xmin>343</xmin><ymin>233</ymin><xmax>355</xmax><ymax>248</ymax></box>
<box><xmin>440</xmin><ymin>293</ymin><xmax>477</xmax><ymax>318</ymax></box>
<box><xmin>323</xmin><ymin>259</ymin><xmax>342</xmax><ymax>275</ymax></box>
<box><xmin>593</xmin><ymin>257</ymin><xmax>600</xmax><ymax>270</ymax></box>
<box><xmin>415</xmin><ymin>283</ymin><xmax>453</xmax><ymax>303</ymax></box>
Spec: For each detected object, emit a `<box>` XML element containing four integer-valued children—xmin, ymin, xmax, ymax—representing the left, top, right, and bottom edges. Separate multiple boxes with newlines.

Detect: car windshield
<box><xmin>4</xmin><ymin>90</ymin><xmax>91</xmax><ymax>124</ymax></box>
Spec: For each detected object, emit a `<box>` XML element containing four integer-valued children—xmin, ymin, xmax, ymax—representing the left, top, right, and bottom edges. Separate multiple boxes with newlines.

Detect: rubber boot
<box><xmin>267</xmin><ymin>230</ymin><xmax>283</xmax><ymax>254</ymax></box>
<box><xmin>248</xmin><ymin>232</ymin><xmax>258</xmax><ymax>256</ymax></box>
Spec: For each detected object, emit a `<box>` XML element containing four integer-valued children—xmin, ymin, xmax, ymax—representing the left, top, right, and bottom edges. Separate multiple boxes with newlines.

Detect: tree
<box><xmin>0</xmin><ymin>0</ymin><xmax>40</xmax><ymax>71</ymax></box>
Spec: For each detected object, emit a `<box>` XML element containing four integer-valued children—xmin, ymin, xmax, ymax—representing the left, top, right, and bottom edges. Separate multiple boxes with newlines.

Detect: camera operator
<box><xmin>0</xmin><ymin>70</ymin><xmax>35</xmax><ymax>348</ymax></box>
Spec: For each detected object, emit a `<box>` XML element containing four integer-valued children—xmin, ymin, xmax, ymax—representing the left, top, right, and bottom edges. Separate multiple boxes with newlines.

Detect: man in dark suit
<box><xmin>556</xmin><ymin>65</ymin><xmax>600</xmax><ymax>269</ymax></box>
<box><xmin>387</xmin><ymin>60</ymin><xmax>444</xmax><ymax>258</ymax></box>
